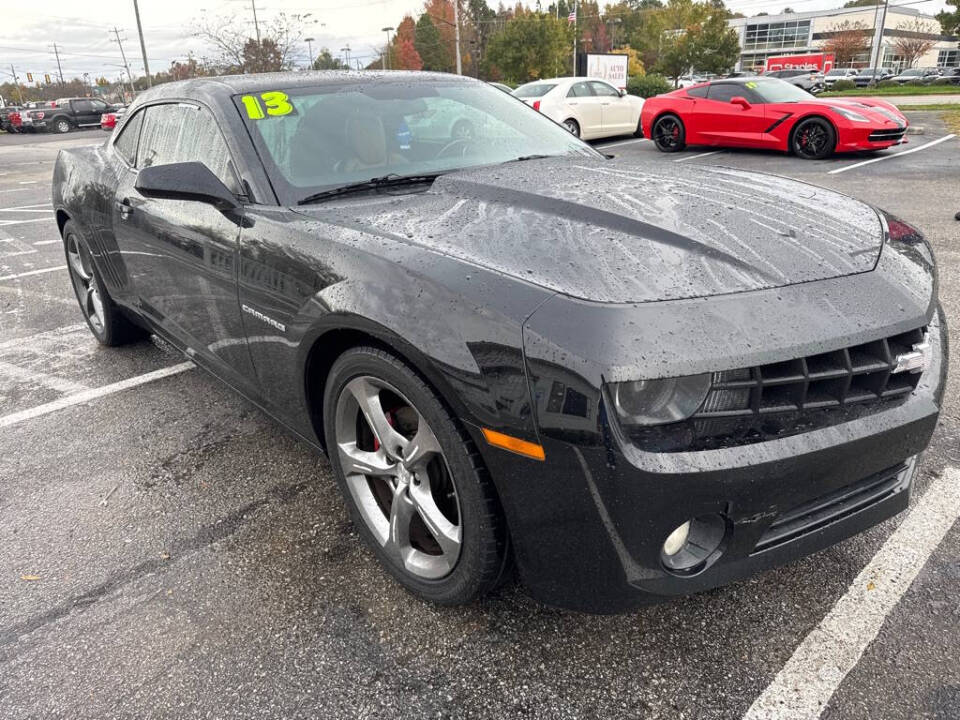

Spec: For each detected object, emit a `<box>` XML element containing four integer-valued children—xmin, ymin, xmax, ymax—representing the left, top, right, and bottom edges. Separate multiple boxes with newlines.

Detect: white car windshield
<box><xmin>513</xmin><ymin>83</ymin><xmax>558</xmax><ymax>98</ymax></box>
<box><xmin>236</xmin><ymin>79</ymin><xmax>597</xmax><ymax>205</ymax></box>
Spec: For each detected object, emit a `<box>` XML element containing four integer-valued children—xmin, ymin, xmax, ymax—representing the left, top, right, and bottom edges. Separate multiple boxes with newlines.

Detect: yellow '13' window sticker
<box><xmin>241</xmin><ymin>92</ymin><xmax>296</xmax><ymax>119</ymax></box>
<box><xmin>745</xmin><ymin>81</ymin><xmax>758</xmax><ymax>89</ymax></box>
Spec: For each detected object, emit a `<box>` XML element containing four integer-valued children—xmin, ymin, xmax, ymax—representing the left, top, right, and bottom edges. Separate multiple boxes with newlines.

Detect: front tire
<box><xmin>563</xmin><ymin>118</ymin><xmax>580</xmax><ymax>137</ymax></box>
<box><xmin>652</xmin><ymin>114</ymin><xmax>686</xmax><ymax>152</ymax></box>
<box><xmin>63</xmin><ymin>220</ymin><xmax>147</xmax><ymax>346</ymax></box>
<box><xmin>791</xmin><ymin>117</ymin><xmax>836</xmax><ymax>159</ymax></box>
<box><xmin>323</xmin><ymin>346</ymin><xmax>509</xmax><ymax>605</ymax></box>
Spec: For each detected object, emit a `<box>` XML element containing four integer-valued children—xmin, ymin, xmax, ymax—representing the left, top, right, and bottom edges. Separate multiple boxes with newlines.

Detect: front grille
<box><xmin>752</xmin><ymin>461</ymin><xmax>911</xmax><ymax>554</ymax></box>
<box><xmin>696</xmin><ymin>327</ymin><xmax>926</xmax><ymax>420</ymax></box>
<box><xmin>868</xmin><ymin>128</ymin><xmax>906</xmax><ymax>142</ymax></box>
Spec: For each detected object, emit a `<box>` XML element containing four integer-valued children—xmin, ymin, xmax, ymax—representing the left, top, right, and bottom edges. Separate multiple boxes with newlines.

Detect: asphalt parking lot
<box><xmin>0</xmin><ymin>116</ymin><xmax>958</xmax><ymax>719</ymax></box>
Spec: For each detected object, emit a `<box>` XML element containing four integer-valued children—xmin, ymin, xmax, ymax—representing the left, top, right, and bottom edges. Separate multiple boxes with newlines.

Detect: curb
<box><xmin>906</xmin><ymin>126</ymin><xmax>925</xmax><ymax>135</ymax></box>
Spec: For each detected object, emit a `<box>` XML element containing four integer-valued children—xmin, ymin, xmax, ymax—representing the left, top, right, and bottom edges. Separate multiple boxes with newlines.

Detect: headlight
<box><xmin>608</xmin><ymin>374</ymin><xmax>711</xmax><ymax>426</ymax></box>
<box><xmin>831</xmin><ymin>106</ymin><xmax>869</xmax><ymax>123</ymax></box>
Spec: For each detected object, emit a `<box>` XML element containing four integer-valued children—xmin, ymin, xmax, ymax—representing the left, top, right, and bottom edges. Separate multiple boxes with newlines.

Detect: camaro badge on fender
<box><xmin>241</xmin><ymin>304</ymin><xmax>286</xmax><ymax>333</ymax></box>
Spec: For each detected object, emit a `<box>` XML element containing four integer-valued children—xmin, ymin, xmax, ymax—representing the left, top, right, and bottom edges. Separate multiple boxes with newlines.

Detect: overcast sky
<box><xmin>1</xmin><ymin>0</ymin><xmax>953</xmax><ymax>82</ymax></box>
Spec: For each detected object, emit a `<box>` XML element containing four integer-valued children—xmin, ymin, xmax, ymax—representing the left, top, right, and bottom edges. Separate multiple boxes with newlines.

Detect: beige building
<box><xmin>728</xmin><ymin>5</ymin><xmax>959</xmax><ymax>71</ymax></box>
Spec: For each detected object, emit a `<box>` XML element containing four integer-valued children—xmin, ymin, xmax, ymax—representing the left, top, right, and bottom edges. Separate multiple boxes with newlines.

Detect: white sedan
<box><xmin>513</xmin><ymin>77</ymin><xmax>644</xmax><ymax>140</ymax></box>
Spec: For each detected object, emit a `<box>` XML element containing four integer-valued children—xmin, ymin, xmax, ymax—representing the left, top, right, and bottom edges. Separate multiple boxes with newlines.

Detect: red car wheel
<box><xmin>791</xmin><ymin>117</ymin><xmax>836</xmax><ymax>160</ymax></box>
<box><xmin>652</xmin><ymin>114</ymin><xmax>685</xmax><ymax>153</ymax></box>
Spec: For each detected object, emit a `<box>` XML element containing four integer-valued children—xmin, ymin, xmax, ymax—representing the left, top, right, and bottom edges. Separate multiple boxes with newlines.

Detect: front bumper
<box><xmin>837</xmin><ymin>123</ymin><xmax>909</xmax><ymax>152</ymax></box>
<box><xmin>480</xmin><ymin>309</ymin><xmax>946</xmax><ymax>613</ymax></box>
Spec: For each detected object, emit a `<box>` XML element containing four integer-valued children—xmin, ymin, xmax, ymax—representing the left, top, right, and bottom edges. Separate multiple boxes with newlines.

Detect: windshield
<box><xmin>899</xmin><ymin>69</ymin><xmax>923</xmax><ymax>76</ymax></box>
<box><xmin>236</xmin><ymin>79</ymin><xmax>595</xmax><ymax>205</ymax></box>
<box><xmin>747</xmin><ymin>78</ymin><xmax>813</xmax><ymax>103</ymax></box>
<box><xmin>513</xmin><ymin>83</ymin><xmax>557</xmax><ymax>98</ymax></box>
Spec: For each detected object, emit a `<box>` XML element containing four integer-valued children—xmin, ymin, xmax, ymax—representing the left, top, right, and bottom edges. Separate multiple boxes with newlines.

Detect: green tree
<box><xmin>484</xmin><ymin>12</ymin><xmax>571</xmax><ymax>83</ymax></box>
<box><xmin>936</xmin><ymin>0</ymin><xmax>960</xmax><ymax>35</ymax></box>
<box><xmin>313</xmin><ymin>48</ymin><xmax>347</xmax><ymax>70</ymax></box>
<box><xmin>415</xmin><ymin>15</ymin><xmax>452</xmax><ymax>71</ymax></box>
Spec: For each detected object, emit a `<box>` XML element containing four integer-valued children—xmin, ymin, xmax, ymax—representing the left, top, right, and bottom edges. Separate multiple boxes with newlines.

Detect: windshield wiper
<box><xmin>504</xmin><ymin>154</ymin><xmax>554</xmax><ymax>163</ymax></box>
<box><xmin>297</xmin><ymin>172</ymin><xmax>444</xmax><ymax>205</ymax></box>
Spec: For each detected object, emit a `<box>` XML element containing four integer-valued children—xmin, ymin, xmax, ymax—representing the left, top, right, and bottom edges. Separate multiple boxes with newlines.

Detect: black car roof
<box><xmin>131</xmin><ymin>70</ymin><xmax>472</xmax><ymax>108</ymax></box>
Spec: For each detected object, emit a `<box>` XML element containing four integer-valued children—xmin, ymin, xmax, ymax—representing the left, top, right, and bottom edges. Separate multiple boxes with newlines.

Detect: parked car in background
<box><xmin>0</xmin><ymin>105</ymin><xmax>22</xmax><ymax>133</ymax></box>
<box><xmin>513</xmin><ymin>77</ymin><xmax>644</xmax><ymax>139</ymax></box>
<box><xmin>942</xmin><ymin>67</ymin><xmax>960</xmax><ymax>85</ymax></box>
<box><xmin>764</xmin><ymin>69</ymin><xmax>825</xmax><ymax>94</ymax></box>
<box><xmin>824</xmin><ymin>68</ymin><xmax>859</xmax><ymax>87</ymax></box>
<box><xmin>726</xmin><ymin>70</ymin><xmax>758</xmax><ymax>78</ymax></box>
<box><xmin>854</xmin><ymin>68</ymin><xmax>896</xmax><ymax>86</ymax></box>
<box><xmin>24</xmin><ymin>97</ymin><xmax>121</xmax><ymax>133</ymax></box>
<box><xmin>100</xmin><ymin>106</ymin><xmax>127</xmax><ymax>131</ymax></box>
<box><xmin>889</xmin><ymin>67</ymin><xmax>942</xmax><ymax>84</ymax></box>
<box><xmin>642</xmin><ymin>77</ymin><xmax>909</xmax><ymax>159</ymax></box>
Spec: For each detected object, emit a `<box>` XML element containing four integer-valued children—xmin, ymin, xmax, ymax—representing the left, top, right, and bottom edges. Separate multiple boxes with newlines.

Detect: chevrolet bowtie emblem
<box><xmin>892</xmin><ymin>335</ymin><xmax>930</xmax><ymax>375</ymax></box>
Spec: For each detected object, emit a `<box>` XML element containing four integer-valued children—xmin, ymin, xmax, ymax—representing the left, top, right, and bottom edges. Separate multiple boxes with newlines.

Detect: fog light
<box><xmin>662</xmin><ymin>521</ymin><xmax>691</xmax><ymax>556</ymax></box>
<box><xmin>660</xmin><ymin>514</ymin><xmax>728</xmax><ymax>575</ymax></box>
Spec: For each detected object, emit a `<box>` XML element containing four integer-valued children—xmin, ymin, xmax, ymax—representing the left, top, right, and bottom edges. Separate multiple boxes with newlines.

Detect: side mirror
<box><xmin>730</xmin><ymin>96</ymin><xmax>752</xmax><ymax>110</ymax></box>
<box><xmin>619</xmin><ymin>88</ymin><xmax>627</xmax><ymax>97</ymax></box>
<box><xmin>135</xmin><ymin>161</ymin><xmax>239</xmax><ymax>210</ymax></box>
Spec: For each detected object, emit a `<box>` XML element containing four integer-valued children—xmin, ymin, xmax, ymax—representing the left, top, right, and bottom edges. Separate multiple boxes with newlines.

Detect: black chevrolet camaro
<box><xmin>52</xmin><ymin>71</ymin><xmax>946</xmax><ymax>612</ymax></box>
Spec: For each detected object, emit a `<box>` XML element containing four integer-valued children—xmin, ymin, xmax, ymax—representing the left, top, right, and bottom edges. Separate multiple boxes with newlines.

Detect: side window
<box><xmin>113</xmin><ymin>109</ymin><xmax>144</xmax><ymax>166</ymax></box>
<box><xmin>687</xmin><ymin>86</ymin><xmax>708</xmax><ymax>98</ymax></box>
<box><xmin>90</xmin><ymin>99</ymin><xmax>109</xmax><ymax>113</ymax></box>
<box><xmin>137</xmin><ymin>103</ymin><xmax>239</xmax><ymax>193</ymax></box>
<box><xmin>706</xmin><ymin>84</ymin><xmax>741</xmax><ymax>103</ymax></box>
<box><xmin>73</xmin><ymin>100</ymin><xmax>93</xmax><ymax>114</ymax></box>
<box><xmin>567</xmin><ymin>82</ymin><xmax>592</xmax><ymax>98</ymax></box>
<box><xmin>589</xmin><ymin>81</ymin><xmax>620</xmax><ymax>98</ymax></box>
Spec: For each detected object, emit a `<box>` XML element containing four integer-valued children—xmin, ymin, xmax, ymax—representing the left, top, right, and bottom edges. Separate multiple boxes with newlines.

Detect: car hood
<box><xmin>292</xmin><ymin>157</ymin><xmax>884</xmax><ymax>304</ymax></box>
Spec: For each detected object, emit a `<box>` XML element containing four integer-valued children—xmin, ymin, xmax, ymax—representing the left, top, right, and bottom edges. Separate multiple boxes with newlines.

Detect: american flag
<box><xmin>567</xmin><ymin>9</ymin><xmax>576</xmax><ymax>23</ymax></box>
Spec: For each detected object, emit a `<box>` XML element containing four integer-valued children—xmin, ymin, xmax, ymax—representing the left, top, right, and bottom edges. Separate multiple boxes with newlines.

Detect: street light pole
<box><xmin>51</xmin><ymin>43</ymin><xmax>65</xmax><ymax>85</ymax></box>
<box><xmin>453</xmin><ymin>0</ymin><xmax>462</xmax><ymax>74</ymax></box>
<box><xmin>9</xmin><ymin>65</ymin><xmax>25</xmax><ymax>104</ymax></box>
<box><xmin>133</xmin><ymin>0</ymin><xmax>152</xmax><ymax>87</ymax></box>
<box><xmin>382</xmin><ymin>27</ymin><xmax>394</xmax><ymax>70</ymax></box>
<box><xmin>869</xmin><ymin>0</ymin><xmax>891</xmax><ymax>75</ymax></box>
<box><xmin>305</xmin><ymin>37</ymin><xmax>315</xmax><ymax>67</ymax></box>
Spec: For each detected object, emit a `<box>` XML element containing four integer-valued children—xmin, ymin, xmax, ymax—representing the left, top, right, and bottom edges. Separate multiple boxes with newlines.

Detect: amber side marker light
<box><xmin>481</xmin><ymin>428</ymin><xmax>546</xmax><ymax>461</ymax></box>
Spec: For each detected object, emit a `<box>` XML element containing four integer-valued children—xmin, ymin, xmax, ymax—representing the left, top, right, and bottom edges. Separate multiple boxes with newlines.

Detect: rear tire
<box><xmin>63</xmin><ymin>220</ymin><xmax>147</xmax><ymax>346</ymax></box>
<box><xmin>54</xmin><ymin>118</ymin><xmax>72</xmax><ymax>134</ymax></box>
<box><xmin>791</xmin><ymin>117</ymin><xmax>836</xmax><ymax>160</ymax></box>
<box><xmin>633</xmin><ymin>117</ymin><xmax>644</xmax><ymax>138</ymax></box>
<box><xmin>652</xmin><ymin>114</ymin><xmax>686</xmax><ymax>152</ymax></box>
<box><xmin>323</xmin><ymin>346</ymin><xmax>509</xmax><ymax>605</ymax></box>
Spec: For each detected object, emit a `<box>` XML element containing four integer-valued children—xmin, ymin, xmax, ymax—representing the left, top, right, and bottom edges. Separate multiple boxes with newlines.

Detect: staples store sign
<box><xmin>764</xmin><ymin>53</ymin><xmax>835</xmax><ymax>72</ymax></box>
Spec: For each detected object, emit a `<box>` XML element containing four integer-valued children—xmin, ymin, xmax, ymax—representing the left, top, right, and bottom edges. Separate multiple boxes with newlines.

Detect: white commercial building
<box><xmin>728</xmin><ymin>5</ymin><xmax>959</xmax><ymax>72</ymax></box>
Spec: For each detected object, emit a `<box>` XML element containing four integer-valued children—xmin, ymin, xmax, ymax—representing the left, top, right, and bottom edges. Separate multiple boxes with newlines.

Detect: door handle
<box><xmin>117</xmin><ymin>197</ymin><xmax>133</xmax><ymax>220</ymax></box>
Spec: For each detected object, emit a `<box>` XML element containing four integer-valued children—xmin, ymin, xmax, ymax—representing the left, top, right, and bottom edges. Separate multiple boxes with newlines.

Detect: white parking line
<box><xmin>18</xmin><ymin>181</ymin><xmax>38</xmax><ymax>185</ymax></box>
<box><xmin>0</xmin><ymin>265</ymin><xmax>67</xmax><ymax>281</ymax></box>
<box><xmin>596</xmin><ymin>138</ymin><xmax>649</xmax><ymax>150</ymax></box>
<box><xmin>0</xmin><ymin>362</ymin><xmax>195</xmax><ymax>430</ymax></box>
<box><xmin>828</xmin><ymin>134</ymin><xmax>957</xmax><ymax>175</ymax></box>
<box><xmin>675</xmin><ymin>150</ymin><xmax>724</xmax><ymax>163</ymax></box>
<box><xmin>744</xmin><ymin>466</ymin><xmax>960</xmax><ymax>720</ymax></box>
<box><xmin>0</xmin><ymin>218</ymin><xmax>51</xmax><ymax>227</ymax></box>
<box><xmin>32</xmin><ymin>240</ymin><xmax>60</xmax><ymax>246</ymax></box>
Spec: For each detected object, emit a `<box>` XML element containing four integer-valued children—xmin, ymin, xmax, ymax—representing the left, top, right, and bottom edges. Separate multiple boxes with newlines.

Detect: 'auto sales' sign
<box><xmin>585</xmin><ymin>54</ymin><xmax>629</xmax><ymax>90</ymax></box>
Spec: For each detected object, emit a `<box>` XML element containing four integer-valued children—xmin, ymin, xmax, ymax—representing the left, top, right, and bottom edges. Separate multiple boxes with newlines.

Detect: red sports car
<box><xmin>641</xmin><ymin>77</ymin><xmax>909</xmax><ymax>159</ymax></box>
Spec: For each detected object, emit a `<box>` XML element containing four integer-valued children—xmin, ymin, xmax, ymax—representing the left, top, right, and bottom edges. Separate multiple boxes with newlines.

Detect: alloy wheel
<box><xmin>795</xmin><ymin>121</ymin><xmax>829</xmax><ymax>158</ymax></box>
<box><xmin>654</xmin><ymin>117</ymin><xmax>681</xmax><ymax>150</ymax></box>
<box><xmin>66</xmin><ymin>233</ymin><xmax>105</xmax><ymax>335</ymax></box>
<box><xmin>334</xmin><ymin>375</ymin><xmax>462</xmax><ymax>580</ymax></box>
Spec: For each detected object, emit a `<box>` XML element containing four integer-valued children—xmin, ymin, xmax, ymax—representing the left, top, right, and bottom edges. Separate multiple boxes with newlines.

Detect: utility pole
<box><xmin>251</xmin><ymin>0</ymin><xmax>261</xmax><ymax>44</ymax></box>
<box><xmin>51</xmin><ymin>43</ymin><xmax>65</xmax><ymax>85</ymax></box>
<box><xmin>453</xmin><ymin>0</ymin><xmax>462</xmax><ymax>75</ymax></box>
<box><xmin>111</xmin><ymin>28</ymin><xmax>136</xmax><ymax>97</ymax></box>
<box><xmin>382</xmin><ymin>27</ymin><xmax>393</xmax><ymax>70</ymax></box>
<box><xmin>133</xmin><ymin>0</ymin><xmax>152</xmax><ymax>87</ymax></box>
<box><xmin>341</xmin><ymin>45</ymin><xmax>351</xmax><ymax>66</ymax></box>
<box><xmin>9</xmin><ymin>65</ymin><xmax>25</xmax><ymax>104</ymax></box>
<box><xmin>572</xmin><ymin>0</ymin><xmax>578</xmax><ymax>76</ymax></box>
<box><xmin>870</xmin><ymin>0</ymin><xmax>891</xmax><ymax>76</ymax></box>
<box><xmin>305</xmin><ymin>37</ymin><xmax>315</xmax><ymax>68</ymax></box>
